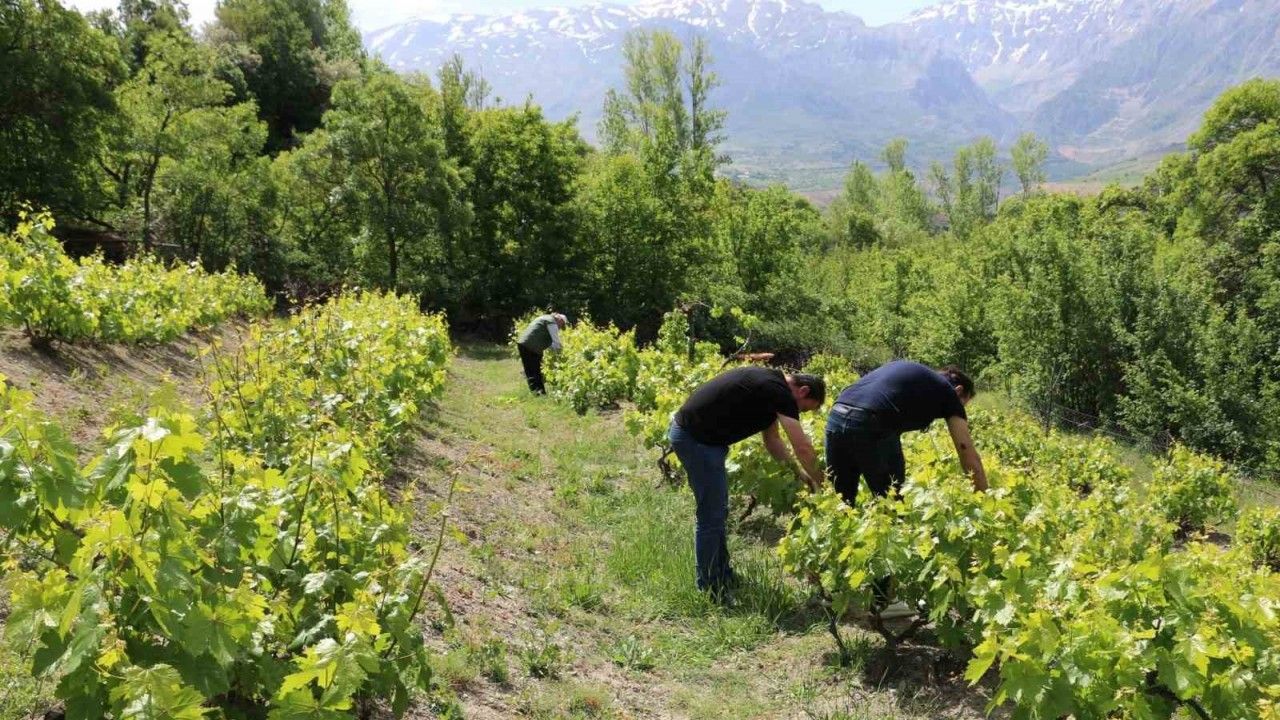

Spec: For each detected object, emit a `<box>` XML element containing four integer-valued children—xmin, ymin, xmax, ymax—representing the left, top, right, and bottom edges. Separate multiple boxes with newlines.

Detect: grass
<box><xmin>405</xmin><ymin>342</ymin><xmax>991</xmax><ymax>718</ymax></box>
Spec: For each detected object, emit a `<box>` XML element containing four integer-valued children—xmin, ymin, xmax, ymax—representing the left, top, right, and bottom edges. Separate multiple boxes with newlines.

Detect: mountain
<box><xmin>899</xmin><ymin>0</ymin><xmax>1280</xmax><ymax>164</ymax></box>
<box><xmin>366</xmin><ymin>0</ymin><xmax>1280</xmax><ymax>189</ymax></box>
<box><xmin>366</xmin><ymin>0</ymin><xmax>1018</xmax><ymax>190</ymax></box>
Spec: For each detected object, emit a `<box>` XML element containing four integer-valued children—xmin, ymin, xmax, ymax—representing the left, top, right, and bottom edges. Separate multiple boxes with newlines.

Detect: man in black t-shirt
<box><xmin>826</xmin><ymin>360</ymin><xmax>987</xmax><ymax>504</ymax></box>
<box><xmin>669</xmin><ymin>366</ymin><xmax>825</xmax><ymax>597</ymax></box>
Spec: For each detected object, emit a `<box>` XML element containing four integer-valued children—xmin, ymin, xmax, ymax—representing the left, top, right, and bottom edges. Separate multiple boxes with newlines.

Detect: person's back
<box><xmin>669</xmin><ymin>365</ymin><xmax>824</xmax><ymax>600</ymax></box>
<box><xmin>675</xmin><ymin>366</ymin><xmax>800</xmax><ymax>447</ymax></box>
<box><xmin>836</xmin><ymin>360</ymin><xmax>966</xmax><ymax>433</ymax></box>
<box><xmin>518</xmin><ymin>314</ymin><xmax>559</xmax><ymax>353</ymax></box>
<box><xmin>516</xmin><ymin>312</ymin><xmax>565</xmax><ymax>394</ymax></box>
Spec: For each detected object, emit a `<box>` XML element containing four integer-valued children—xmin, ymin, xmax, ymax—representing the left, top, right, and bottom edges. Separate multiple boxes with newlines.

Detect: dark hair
<box><xmin>790</xmin><ymin>373</ymin><xmax>826</xmax><ymax>405</ymax></box>
<box><xmin>938</xmin><ymin>365</ymin><xmax>975</xmax><ymax>399</ymax></box>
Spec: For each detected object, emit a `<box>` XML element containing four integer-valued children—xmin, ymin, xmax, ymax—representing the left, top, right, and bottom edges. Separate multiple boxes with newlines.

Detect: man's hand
<box><xmin>778</xmin><ymin>415</ymin><xmax>822</xmax><ymax>491</ymax></box>
<box><xmin>946</xmin><ymin>416</ymin><xmax>988</xmax><ymax>492</ymax></box>
<box><xmin>762</xmin><ymin>420</ymin><xmax>821</xmax><ymax>491</ymax></box>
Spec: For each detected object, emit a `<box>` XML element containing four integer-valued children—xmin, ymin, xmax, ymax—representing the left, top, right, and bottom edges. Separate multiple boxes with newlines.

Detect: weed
<box><xmin>521</xmin><ymin>630</ymin><xmax>566</xmax><ymax>679</ymax></box>
<box><xmin>470</xmin><ymin>637</ymin><xmax>511</xmax><ymax>685</ymax></box>
<box><xmin>608</xmin><ymin>634</ymin><xmax>656</xmax><ymax>671</ymax></box>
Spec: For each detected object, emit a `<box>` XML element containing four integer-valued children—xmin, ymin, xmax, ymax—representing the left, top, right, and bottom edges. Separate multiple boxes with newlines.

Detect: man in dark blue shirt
<box><xmin>826</xmin><ymin>360</ymin><xmax>987</xmax><ymax>619</ymax></box>
<box><xmin>827</xmin><ymin>360</ymin><xmax>988</xmax><ymax>504</ymax></box>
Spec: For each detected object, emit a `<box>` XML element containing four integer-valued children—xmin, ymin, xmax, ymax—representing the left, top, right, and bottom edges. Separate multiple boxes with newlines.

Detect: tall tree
<box><xmin>213</xmin><ymin>0</ymin><xmax>359</xmax><ymax>151</ymax></box>
<box><xmin>1011</xmin><ymin>132</ymin><xmax>1049</xmax><ymax>197</ymax></box>
<box><xmin>323</xmin><ymin>71</ymin><xmax>468</xmax><ymax>294</ymax></box>
<box><xmin>0</xmin><ymin>0</ymin><xmax>125</xmax><ymax>224</ymax></box>
<box><xmin>593</xmin><ymin>29</ymin><xmax>727</xmax><ymax>334</ymax></box>
<box><xmin>101</xmin><ymin>31</ymin><xmax>238</xmax><ymax>248</ymax></box>
<box><xmin>932</xmin><ymin>137</ymin><xmax>1004</xmax><ymax>239</ymax></box>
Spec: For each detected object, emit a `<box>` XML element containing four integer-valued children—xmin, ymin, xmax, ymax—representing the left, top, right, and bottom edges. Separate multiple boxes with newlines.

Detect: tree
<box><xmin>827</xmin><ymin>140</ymin><xmax>930</xmax><ymax>249</ymax></box>
<box><xmin>593</xmin><ymin>29</ymin><xmax>727</xmax><ymax>335</ymax></box>
<box><xmin>213</xmin><ymin>0</ymin><xmax>360</xmax><ymax>151</ymax></box>
<box><xmin>932</xmin><ymin>137</ymin><xmax>1004</xmax><ymax>239</ymax></box>
<box><xmin>0</xmin><ymin>0</ymin><xmax>125</xmax><ymax>224</ymax></box>
<box><xmin>1011</xmin><ymin>132</ymin><xmax>1049</xmax><ymax>197</ymax></box>
<box><xmin>459</xmin><ymin>104</ymin><xmax>586</xmax><ymax>327</ymax></box>
<box><xmin>101</xmin><ymin>31</ymin><xmax>241</xmax><ymax>249</ymax></box>
<box><xmin>600</xmin><ymin>29</ymin><xmax>726</xmax><ymax>181</ymax></box>
<box><xmin>323</xmin><ymin>71</ymin><xmax>468</xmax><ymax>295</ymax></box>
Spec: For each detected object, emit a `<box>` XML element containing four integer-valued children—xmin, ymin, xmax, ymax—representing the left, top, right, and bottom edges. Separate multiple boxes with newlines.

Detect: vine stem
<box><xmin>383</xmin><ymin>454</ymin><xmax>466</xmax><ymax>660</ymax></box>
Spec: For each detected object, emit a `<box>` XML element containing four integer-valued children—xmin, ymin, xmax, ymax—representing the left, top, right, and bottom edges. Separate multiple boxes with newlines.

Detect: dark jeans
<box><xmin>517</xmin><ymin>343</ymin><xmax>545</xmax><ymax>394</ymax></box>
<box><xmin>825</xmin><ymin>404</ymin><xmax>904</xmax><ymax>607</ymax></box>
<box><xmin>825</xmin><ymin>404</ymin><xmax>905</xmax><ymax>505</ymax></box>
<box><xmin>668</xmin><ymin>420</ymin><xmax>733</xmax><ymax>592</ymax></box>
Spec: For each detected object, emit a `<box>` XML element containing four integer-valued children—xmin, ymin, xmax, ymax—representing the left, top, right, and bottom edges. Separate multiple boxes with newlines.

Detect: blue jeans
<box><xmin>668</xmin><ymin>420</ymin><xmax>733</xmax><ymax>592</ymax></box>
<box><xmin>825</xmin><ymin>404</ymin><xmax>905</xmax><ymax>505</ymax></box>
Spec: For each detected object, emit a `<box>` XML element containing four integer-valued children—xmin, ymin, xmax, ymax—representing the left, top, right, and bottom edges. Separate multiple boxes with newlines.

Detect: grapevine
<box><xmin>0</xmin><ymin>211</ymin><xmax>270</xmax><ymax>346</ymax></box>
<box><xmin>1</xmin><ymin>292</ymin><xmax>452</xmax><ymax>717</ymax></box>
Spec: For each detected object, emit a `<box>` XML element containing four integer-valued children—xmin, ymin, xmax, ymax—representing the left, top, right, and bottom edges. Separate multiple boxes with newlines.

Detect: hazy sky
<box><xmin>65</xmin><ymin>0</ymin><xmax>937</xmax><ymax>33</ymax></box>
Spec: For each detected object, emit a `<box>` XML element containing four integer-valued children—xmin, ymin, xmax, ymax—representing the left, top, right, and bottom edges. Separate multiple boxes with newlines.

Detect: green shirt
<box><xmin>517</xmin><ymin>314</ymin><xmax>561</xmax><ymax>353</ymax></box>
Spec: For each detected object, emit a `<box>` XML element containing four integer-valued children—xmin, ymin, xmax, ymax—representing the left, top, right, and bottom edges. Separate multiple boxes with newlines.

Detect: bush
<box><xmin>0</xmin><ymin>211</ymin><xmax>270</xmax><ymax>345</ymax></box>
<box><xmin>1147</xmin><ymin>445</ymin><xmax>1238</xmax><ymax>534</ymax></box>
<box><xmin>1235</xmin><ymin>505</ymin><xmax>1280</xmax><ymax>571</ymax></box>
<box><xmin>1</xmin><ymin>293</ymin><xmax>451</xmax><ymax>717</ymax></box>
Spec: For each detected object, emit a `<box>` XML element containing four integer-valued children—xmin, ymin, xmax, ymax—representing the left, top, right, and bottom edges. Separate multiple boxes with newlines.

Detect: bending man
<box><xmin>669</xmin><ymin>366</ymin><xmax>825</xmax><ymax>599</ymax></box>
<box><xmin>515</xmin><ymin>312</ymin><xmax>566</xmax><ymax>394</ymax></box>
<box><xmin>825</xmin><ymin>360</ymin><xmax>986</xmax><ymax>618</ymax></box>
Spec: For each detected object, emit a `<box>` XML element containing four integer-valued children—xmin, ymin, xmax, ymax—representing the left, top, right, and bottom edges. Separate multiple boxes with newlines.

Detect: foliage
<box><xmin>322</xmin><ymin>71</ymin><xmax>470</xmax><ymax>295</ymax></box>
<box><xmin>779</xmin><ymin>414</ymin><xmax>1280</xmax><ymax>720</ymax></box>
<box><xmin>212</xmin><ymin>0</ymin><xmax>362</xmax><ymax>151</ymax></box>
<box><xmin>1147</xmin><ymin>445</ymin><xmax>1238</xmax><ymax>534</ymax></box>
<box><xmin>0</xmin><ymin>0</ymin><xmax>125</xmax><ymax>222</ymax></box>
<box><xmin>0</xmin><ymin>211</ymin><xmax>269</xmax><ymax>345</ymax></box>
<box><xmin>1</xmin><ymin>292</ymin><xmax>452</xmax><ymax>717</ymax></box>
<box><xmin>1235</xmin><ymin>506</ymin><xmax>1280</xmax><ymax>571</ymax></box>
<box><xmin>539</xmin><ymin>319</ymin><xmax>641</xmax><ymax>414</ymax></box>
<box><xmin>1010</xmin><ymin>132</ymin><xmax>1049</xmax><ymax>197</ymax></box>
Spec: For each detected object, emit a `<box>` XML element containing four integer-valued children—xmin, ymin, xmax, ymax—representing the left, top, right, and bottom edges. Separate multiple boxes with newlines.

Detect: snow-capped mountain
<box><xmin>366</xmin><ymin>0</ymin><xmax>1280</xmax><ymax>184</ymax></box>
<box><xmin>897</xmin><ymin>0</ymin><xmax>1167</xmax><ymax>113</ymax></box>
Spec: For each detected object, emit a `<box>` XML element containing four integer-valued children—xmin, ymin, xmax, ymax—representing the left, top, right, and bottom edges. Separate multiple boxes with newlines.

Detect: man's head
<box><xmin>552</xmin><ymin>313</ymin><xmax>567</xmax><ymax>329</ymax></box>
<box><xmin>786</xmin><ymin>373</ymin><xmax>825</xmax><ymax>412</ymax></box>
<box><xmin>938</xmin><ymin>365</ymin><xmax>976</xmax><ymax>405</ymax></box>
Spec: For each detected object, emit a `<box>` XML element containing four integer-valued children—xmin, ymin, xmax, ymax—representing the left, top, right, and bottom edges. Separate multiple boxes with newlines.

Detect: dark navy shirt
<box><xmin>675</xmin><ymin>366</ymin><xmax>799</xmax><ymax>446</ymax></box>
<box><xmin>835</xmin><ymin>360</ymin><xmax>966</xmax><ymax>433</ymax></box>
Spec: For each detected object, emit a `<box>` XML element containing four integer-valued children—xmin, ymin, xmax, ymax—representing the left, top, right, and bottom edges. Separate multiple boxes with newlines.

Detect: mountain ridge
<box><xmin>366</xmin><ymin>0</ymin><xmax>1280</xmax><ymax>189</ymax></box>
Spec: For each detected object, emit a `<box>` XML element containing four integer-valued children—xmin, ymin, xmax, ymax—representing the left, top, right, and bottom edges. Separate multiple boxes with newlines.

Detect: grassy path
<box><xmin>403</xmin><ymin>345</ymin><xmax>998</xmax><ymax>720</ymax></box>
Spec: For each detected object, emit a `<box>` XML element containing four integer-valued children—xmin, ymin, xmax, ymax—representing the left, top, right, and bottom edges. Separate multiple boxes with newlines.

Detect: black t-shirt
<box><xmin>835</xmin><ymin>360</ymin><xmax>966</xmax><ymax>433</ymax></box>
<box><xmin>675</xmin><ymin>366</ymin><xmax>799</xmax><ymax>446</ymax></box>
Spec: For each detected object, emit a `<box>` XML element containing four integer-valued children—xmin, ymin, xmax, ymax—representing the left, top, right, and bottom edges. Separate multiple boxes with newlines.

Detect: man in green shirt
<box><xmin>516</xmin><ymin>313</ymin><xmax>566</xmax><ymax>394</ymax></box>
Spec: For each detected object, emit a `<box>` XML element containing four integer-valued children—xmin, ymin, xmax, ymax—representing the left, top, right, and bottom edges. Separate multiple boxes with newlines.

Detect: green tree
<box><xmin>458</xmin><ymin>103</ymin><xmax>586</xmax><ymax>326</ymax></box>
<box><xmin>323</xmin><ymin>71</ymin><xmax>468</xmax><ymax>295</ymax></box>
<box><xmin>592</xmin><ymin>29</ymin><xmax>726</xmax><ymax>335</ymax></box>
<box><xmin>1011</xmin><ymin>132</ymin><xmax>1049</xmax><ymax>197</ymax></box>
<box><xmin>0</xmin><ymin>0</ymin><xmax>125</xmax><ymax>223</ymax></box>
<box><xmin>932</xmin><ymin>137</ymin><xmax>1003</xmax><ymax>239</ymax></box>
<box><xmin>213</xmin><ymin>0</ymin><xmax>360</xmax><ymax>151</ymax></box>
<box><xmin>269</xmin><ymin>128</ymin><xmax>360</xmax><ymax>293</ymax></box>
<box><xmin>100</xmin><ymin>31</ymin><xmax>242</xmax><ymax>249</ymax></box>
<box><xmin>827</xmin><ymin>140</ymin><xmax>931</xmax><ymax>249</ymax></box>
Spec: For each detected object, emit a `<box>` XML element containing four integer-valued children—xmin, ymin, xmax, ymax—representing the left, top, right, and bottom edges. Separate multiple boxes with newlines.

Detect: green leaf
<box><xmin>110</xmin><ymin>664</ymin><xmax>209</xmax><ymax>720</ymax></box>
<box><xmin>965</xmin><ymin>635</ymin><xmax>998</xmax><ymax>684</ymax></box>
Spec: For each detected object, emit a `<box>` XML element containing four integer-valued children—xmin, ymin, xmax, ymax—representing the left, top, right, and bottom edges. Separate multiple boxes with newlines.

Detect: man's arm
<box><xmin>547</xmin><ymin>320</ymin><xmax>562</xmax><ymax>352</ymax></box>
<box><xmin>945</xmin><ymin>416</ymin><xmax>988</xmax><ymax>492</ymax></box>
<box><xmin>762</xmin><ymin>416</ymin><xmax>821</xmax><ymax>491</ymax></box>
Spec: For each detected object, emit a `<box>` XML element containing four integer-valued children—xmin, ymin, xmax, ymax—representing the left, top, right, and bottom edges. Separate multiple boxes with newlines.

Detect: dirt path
<box><xmin>400</xmin><ymin>345</ymin><xmax>1000</xmax><ymax>720</ymax></box>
